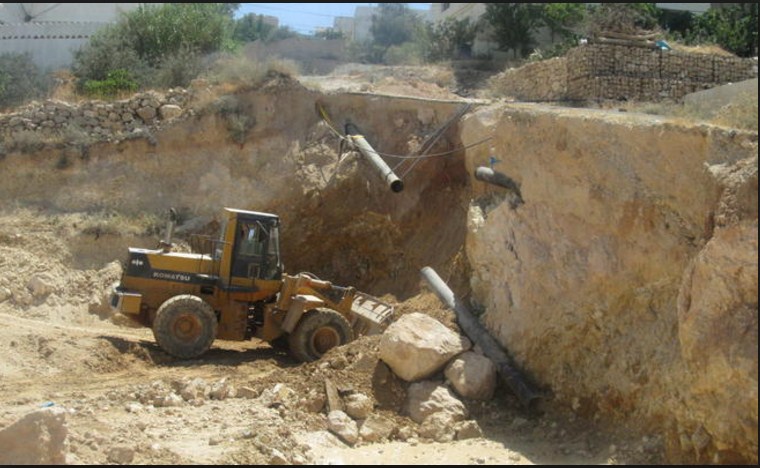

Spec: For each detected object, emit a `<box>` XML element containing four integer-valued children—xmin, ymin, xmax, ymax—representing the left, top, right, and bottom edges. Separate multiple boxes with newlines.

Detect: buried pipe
<box><xmin>420</xmin><ymin>266</ymin><xmax>544</xmax><ymax>409</ymax></box>
<box><xmin>345</xmin><ymin>122</ymin><xmax>404</xmax><ymax>193</ymax></box>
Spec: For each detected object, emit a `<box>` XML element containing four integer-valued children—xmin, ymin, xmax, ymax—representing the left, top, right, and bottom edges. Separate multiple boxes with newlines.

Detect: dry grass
<box><xmin>202</xmin><ymin>54</ymin><xmax>300</xmax><ymax>90</ymax></box>
<box><xmin>619</xmin><ymin>90</ymin><xmax>758</xmax><ymax>132</ymax></box>
<box><xmin>669</xmin><ymin>43</ymin><xmax>735</xmax><ymax>57</ymax></box>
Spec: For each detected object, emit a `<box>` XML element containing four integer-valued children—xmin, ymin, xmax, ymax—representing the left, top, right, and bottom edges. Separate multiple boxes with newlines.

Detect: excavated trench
<box><xmin>0</xmin><ymin>75</ymin><xmax>757</xmax><ymax>464</ymax></box>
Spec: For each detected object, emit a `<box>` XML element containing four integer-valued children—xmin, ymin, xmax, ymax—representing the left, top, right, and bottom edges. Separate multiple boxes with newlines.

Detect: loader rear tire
<box><xmin>153</xmin><ymin>295</ymin><xmax>217</xmax><ymax>359</ymax></box>
<box><xmin>288</xmin><ymin>308</ymin><xmax>353</xmax><ymax>362</ymax></box>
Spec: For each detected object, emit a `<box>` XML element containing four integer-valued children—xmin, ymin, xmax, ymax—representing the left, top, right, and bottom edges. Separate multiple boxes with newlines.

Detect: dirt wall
<box><xmin>461</xmin><ymin>104</ymin><xmax>758</xmax><ymax>463</ymax></box>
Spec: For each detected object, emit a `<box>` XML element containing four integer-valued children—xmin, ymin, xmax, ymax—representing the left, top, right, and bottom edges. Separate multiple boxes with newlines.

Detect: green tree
<box><xmin>370</xmin><ymin>3</ymin><xmax>422</xmax><ymax>60</ymax></box>
<box><xmin>483</xmin><ymin>3</ymin><xmax>544</xmax><ymax>58</ymax></box>
<box><xmin>234</xmin><ymin>13</ymin><xmax>277</xmax><ymax>42</ymax></box>
<box><xmin>542</xmin><ymin>3</ymin><xmax>586</xmax><ymax>41</ymax></box>
<box><xmin>72</xmin><ymin>3</ymin><xmax>240</xmax><ymax>92</ymax></box>
<box><xmin>687</xmin><ymin>4</ymin><xmax>758</xmax><ymax>57</ymax></box>
<box><xmin>584</xmin><ymin>3</ymin><xmax>659</xmax><ymax>37</ymax></box>
<box><xmin>119</xmin><ymin>3</ymin><xmax>236</xmax><ymax>64</ymax></box>
<box><xmin>0</xmin><ymin>52</ymin><xmax>52</xmax><ymax>109</ymax></box>
<box><xmin>423</xmin><ymin>17</ymin><xmax>479</xmax><ymax>61</ymax></box>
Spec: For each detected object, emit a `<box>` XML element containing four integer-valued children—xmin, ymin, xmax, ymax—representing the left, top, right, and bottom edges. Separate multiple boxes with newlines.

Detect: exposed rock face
<box><xmin>462</xmin><ymin>104</ymin><xmax>758</xmax><ymax>463</ymax></box>
<box><xmin>379</xmin><ymin>313</ymin><xmax>472</xmax><ymax>382</ymax></box>
<box><xmin>675</xmin><ymin>157</ymin><xmax>758</xmax><ymax>464</ymax></box>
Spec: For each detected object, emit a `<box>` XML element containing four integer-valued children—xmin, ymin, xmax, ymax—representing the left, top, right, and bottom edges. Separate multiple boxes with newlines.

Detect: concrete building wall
<box><xmin>0</xmin><ymin>3</ymin><xmax>156</xmax><ymax>70</ymax></box>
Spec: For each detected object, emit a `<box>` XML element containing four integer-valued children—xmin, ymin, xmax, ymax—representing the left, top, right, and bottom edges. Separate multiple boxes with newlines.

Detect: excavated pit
<box><xmin>0</xmin><ymin>75</ymin><xmax>756</xmax><ymax>464</ymax></box>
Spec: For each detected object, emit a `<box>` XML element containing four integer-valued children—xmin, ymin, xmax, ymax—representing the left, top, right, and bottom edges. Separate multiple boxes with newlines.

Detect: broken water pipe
<box><xmin>344</xmin><ymin>121</ymin><xmax>404</xmax><ymax>193</ymax></box>
<box><xmin>420</xmin><ymin>266</ymin><xmax>544</xmax><ymax>409</ymax></box>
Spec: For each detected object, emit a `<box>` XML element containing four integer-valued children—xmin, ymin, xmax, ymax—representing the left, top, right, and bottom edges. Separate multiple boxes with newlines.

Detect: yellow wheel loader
<box><xmin>110</xmin><ymin>207</ymin><xmax>394</xmax><ymax>361</ymax></box>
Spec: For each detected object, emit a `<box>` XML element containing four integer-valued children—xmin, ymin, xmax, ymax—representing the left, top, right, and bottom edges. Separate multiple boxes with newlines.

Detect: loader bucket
<box><xmin>349</xmin><ymin>292</ymin><xmax>394</xmax><ymax>336</ymax></box>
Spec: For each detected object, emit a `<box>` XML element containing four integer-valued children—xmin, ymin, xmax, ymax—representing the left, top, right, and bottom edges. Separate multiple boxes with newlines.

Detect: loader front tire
<box><xmin>288</xmin><ymin>308</ymin><xmax>353</xmax><ymax>362</ymax></box>
<box><xmin>153</xmin><ymin>295</ymin><xmax>217</xmax><ymax>359</ymax></box>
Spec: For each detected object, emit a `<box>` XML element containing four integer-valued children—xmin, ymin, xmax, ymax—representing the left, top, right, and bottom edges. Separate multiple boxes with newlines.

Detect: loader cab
<box><xmin>217</xmin><ymin>208</ymin><xmax>282</xmax><ymax>288</ymax></box>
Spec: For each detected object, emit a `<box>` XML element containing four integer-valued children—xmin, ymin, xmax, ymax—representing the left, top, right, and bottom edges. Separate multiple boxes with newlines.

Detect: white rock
<box><xmin>406</xmin><ymin>381</ymin><xmax>468</xmax><ymax>424</ymax></box>
<box><xmin>344</xmin><ymin>393</ymin><xmax>373</xmax><ymax>420</ymax></box>
<box><xmin>327</xmin><ymin>410</ymin><xmax>358</xmax><ymax>445</ymax></box>
<box><xmin>379</xmin><ymin>313</ymin><xmax>471</xmax><ymax>382</ymax></box>
<box><xmin>444</xmin><ymin>351</ymin><xmax>497</xmax><ymax>400</ymax></box>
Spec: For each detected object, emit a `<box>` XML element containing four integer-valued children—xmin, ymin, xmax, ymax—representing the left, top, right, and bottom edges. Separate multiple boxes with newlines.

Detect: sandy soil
<box><xmin>0</xmin><ymin>208</ymin><xmax>663</xmax><ymax>465</ymax></box>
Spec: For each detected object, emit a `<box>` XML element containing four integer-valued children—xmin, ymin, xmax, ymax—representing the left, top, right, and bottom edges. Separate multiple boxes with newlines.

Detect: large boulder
<box><xmin>444</xmin><ymin>351</ymin><xmax>497</xmax><ymax>401</ymax></box>
<box><xmin>379</xmin><ymin>313</ymin><xmax>471</xmax><ymax>382</ymax></box>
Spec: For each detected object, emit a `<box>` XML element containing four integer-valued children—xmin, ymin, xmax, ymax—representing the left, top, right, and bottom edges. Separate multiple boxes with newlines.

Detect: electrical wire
<box><xmin>316</xmin><ymin>102</ymin><xmax>491</xmax><ymax>162</ymax></box>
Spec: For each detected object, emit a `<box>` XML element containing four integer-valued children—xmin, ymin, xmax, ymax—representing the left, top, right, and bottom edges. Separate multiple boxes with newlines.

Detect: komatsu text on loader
<box><xmin>110</xmin><ymin>207</ymin><xmax>394</xmax><ymax>361</ymax></box>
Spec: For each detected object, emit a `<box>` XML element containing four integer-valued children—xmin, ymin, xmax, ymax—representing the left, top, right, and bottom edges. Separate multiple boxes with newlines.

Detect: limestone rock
<box><xmin>27</xmin><ymin>274</ymin><xmax>55</xmax><ymax>297</ymax></box>
<box><xmin>379</xmin><ymin>312</ymin><xmax>471</xmax><ymax>382</ymax></box>
<box><xmin>406</xmin><ymin>381</ymin><xmax>468</xmax><ymax>424</ymax></box>
<box><xmin>419</xmin><ymin>411</ymin><xmax>457</xmax><ymax>442</ymax></box>
<box><xmin>344</xmin><ymin>392</ymin><xmax>373</xmax><ymax>420</ymax></box>
<box><xmin>327</xmin><ymin>410</ymin><xmax>358</xmax><ymax>446</ymax></box>
<box><xmin>359</xmin><ymin>414</ymin><xmax>395</xmax><ymax>443</ymax></box>
<box><xmin>159</xmin><ymin>104</ymin><xmax>182</xmax><ymax>120</ymax></box>
<box><xmin>444</xmin><ymin>351</ymin><xmax>497</xmax><ymax>401</ymax></box>
<box><xmin>676</xmin><ymin>220</ymin><xmax>758</xmax><ymax>463</ymax></box>
<box><xmin>456</xmin><ymin>420</ymin><xmax>484</xmax><ymax>440</ymax></box>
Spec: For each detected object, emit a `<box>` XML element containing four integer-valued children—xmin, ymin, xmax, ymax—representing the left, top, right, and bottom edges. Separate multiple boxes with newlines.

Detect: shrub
<box><xmin>154</xmin><ymin>46</ymin><xmax>205</xmax><ymax>89</ymax></box>
<box><xmin>0</xmin><ymin>52</ymin><xmax>52</xmax><ymax>110</ymax></box>
<box><xmin>82</xmin><ymin>69</ymin><xmax>138</xmax><ymax>99</ymax></box>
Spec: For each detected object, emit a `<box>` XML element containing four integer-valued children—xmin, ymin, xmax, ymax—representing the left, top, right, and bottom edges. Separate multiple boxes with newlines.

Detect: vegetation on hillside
<box><xmin>0</xmin><ymin>3</ymin><xmax>756</xmax><ymax>111</ymax></box>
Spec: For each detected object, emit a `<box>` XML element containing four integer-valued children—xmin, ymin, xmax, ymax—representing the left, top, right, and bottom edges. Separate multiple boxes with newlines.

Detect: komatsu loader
<box><xmin>110</xmin><ymin>207</ymin><xmax>393</xmax><ymax>361</ymax></box>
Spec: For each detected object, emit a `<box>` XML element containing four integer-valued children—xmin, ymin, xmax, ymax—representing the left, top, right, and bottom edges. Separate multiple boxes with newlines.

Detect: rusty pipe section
<box><xmin>420</xmin><ymin>266</ymin><xmax>544</xmax><ymax>409</ymax></box>
<box><xmin>345</xmin><ymin>122</ymin><xmax>404</xmax><ymax>193</ymax></box>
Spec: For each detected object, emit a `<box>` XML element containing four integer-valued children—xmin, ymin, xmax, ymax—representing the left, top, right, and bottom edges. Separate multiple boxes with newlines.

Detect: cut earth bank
<box><xmin>0</xmin><ymin>74</ymin><xmax>756</xmax><ymax>464</ymax></box>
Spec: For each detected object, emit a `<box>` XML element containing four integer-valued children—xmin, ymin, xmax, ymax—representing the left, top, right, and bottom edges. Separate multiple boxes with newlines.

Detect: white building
<box><xmin>333</xmin><ymin>5</ymin><xmax>431</xmax><ymax>43</ymax></box>
<box><xmin>0</xmin><ymin>3</ymin><xmax>157</xmax><ymax>70</ymax></box>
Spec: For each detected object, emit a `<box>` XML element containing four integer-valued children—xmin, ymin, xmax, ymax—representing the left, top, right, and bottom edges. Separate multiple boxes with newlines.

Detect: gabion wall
<box><xmin>490</xmin><ymin>43</ymin><xmax>758</xmax><ymax>103</ymax></box>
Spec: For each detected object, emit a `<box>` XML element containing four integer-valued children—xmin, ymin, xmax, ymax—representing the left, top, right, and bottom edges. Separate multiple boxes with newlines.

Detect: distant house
<box><xmin>333</xmin><ymin>5</ymin><xmax>431</xmax><ymax>43</ymax></box>
<box><xmin>0</xmin><ymin>3</ymin><xmax>159</xmax><ymax>70</ymax></box>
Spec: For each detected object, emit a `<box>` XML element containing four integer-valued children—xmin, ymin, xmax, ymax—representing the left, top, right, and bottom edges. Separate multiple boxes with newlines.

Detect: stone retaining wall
<box><xmin>0</xmin><ymin>88</ymin><xmax>191</xmax><ymax>152</ymax></box>
<box><xmin>490</xmin><ymin>43</ymin><xmax>758</xmax><ymax>102</ymax></box>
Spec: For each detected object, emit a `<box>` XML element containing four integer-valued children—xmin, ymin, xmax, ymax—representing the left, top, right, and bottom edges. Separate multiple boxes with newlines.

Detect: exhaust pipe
<box><xmin>160</xmin><ymin>208</ymin><xmax>178</xmax><ymax>251</ymax></box>
<box><xmin>345</xmin><ymin>122</ymin><xmax>404</xmax><ymax>193</ymax></box>
<box><xmin>420</xmin><ymin>266</ymin><xmax>544</xmax><ymax>409</ymax></box>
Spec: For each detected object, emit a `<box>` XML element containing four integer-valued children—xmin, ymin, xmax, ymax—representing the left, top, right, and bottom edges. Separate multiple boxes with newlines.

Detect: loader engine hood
<box><xmin>124</xmin><ymin>248</ymin><xmax>216</xmax><ymax>285</ymax></box>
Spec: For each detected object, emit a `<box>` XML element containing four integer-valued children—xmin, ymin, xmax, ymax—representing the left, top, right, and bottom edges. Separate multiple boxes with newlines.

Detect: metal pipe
<box><xmin>420</xmin><ymin>266</ymin><xmax>544</xmax><ymax>409</ymax></box>
<box><xmin>475</xmin><ymin>166</ymin><xmax>520</xmax><ymax>192</ymax></box>
<box><xmin>345</xmin><ymin>122</ymin><xmax>404</xmax><ymax>193</ymax></box>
